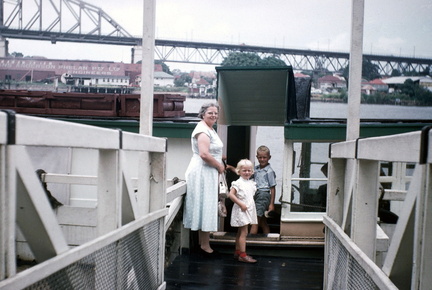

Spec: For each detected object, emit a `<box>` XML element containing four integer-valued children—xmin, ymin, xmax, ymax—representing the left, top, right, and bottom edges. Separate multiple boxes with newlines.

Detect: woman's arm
<box><xmin>197</xmin><ymin>132</ymin><xmax>225</xmax><ymax>173</ymax></box>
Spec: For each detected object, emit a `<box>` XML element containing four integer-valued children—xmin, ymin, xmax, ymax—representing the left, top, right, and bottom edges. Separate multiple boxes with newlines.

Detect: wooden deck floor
<box><xmin>164</xmin><ymin>246</ymin><xmax>324</xmax><ymax>289</ymax></box>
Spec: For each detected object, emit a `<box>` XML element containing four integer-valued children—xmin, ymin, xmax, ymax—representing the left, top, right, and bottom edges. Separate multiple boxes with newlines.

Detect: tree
<box><xmin>221</xmin><ymin>52</ymin><xmax>262</xmax><ymax>66</ymax></box>
<box><xmin>398</xmin><ymin>79</ymin><xmax>432</xmax><ymax>106</ymax></box>
<box><xmin>221</xmin><ymin>52</ymin><xmax>287</xmax><ymax>67</ymax></box>
<box><xmin>342</xmin><ymin>59</ymin><xmax>381</xmax><ymax>81</ymax></box>
<box><xmin>171</xmin><ymin>69</ymin><xmax>182</xmax><ymax>76</ymax></box>
<box><xmin>261</xmin><ymin>56</ymin><xmax>287</xmax><ymax>66</ymax></box>
<box><xmin>174</xmin><ymin>73</ymin><xmax>192</xmax><ymax>87</ymax></box>
<box><xmin>420</xmin><ymin>66</ymin><xmax>430</xmax><ymax>76</ymax></box>
<box><xmin>10</xmin><ymin>51</ymin><xmax>24</xmax><ymax>58</ymax></box>
<box><xmin>154</xmin><ymin>60</ymin><xmax>171</xmax><ymax>74</ymax></box>
<box><xmin>391</xmin><ymin>69</ymin><xmax>401</xmax><ymax>77</ymax></box>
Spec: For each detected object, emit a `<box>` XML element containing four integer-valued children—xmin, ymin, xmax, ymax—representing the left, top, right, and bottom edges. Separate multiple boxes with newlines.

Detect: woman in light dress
<box><xmin>183</xmin><ymin>103</ymin><xmax>225</xmax><ymax>257</ymax></box>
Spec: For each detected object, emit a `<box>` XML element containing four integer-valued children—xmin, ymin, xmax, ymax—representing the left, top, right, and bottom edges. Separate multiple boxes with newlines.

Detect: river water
<box><xmin>184</xmin><ymin>98</ymin><xmax>432</xmax><ymax>202</ymax></box>
<box><xmin>185</xmin><ymin>99</ymin><xmax>432</xmax><ymax>120</ymax></box>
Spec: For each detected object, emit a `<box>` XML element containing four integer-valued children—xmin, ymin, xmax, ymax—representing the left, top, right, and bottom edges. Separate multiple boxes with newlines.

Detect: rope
<box><xmin>279</xmin><ymin>200</ymin><xmax>326</xmax><ymax>210</ymax></box>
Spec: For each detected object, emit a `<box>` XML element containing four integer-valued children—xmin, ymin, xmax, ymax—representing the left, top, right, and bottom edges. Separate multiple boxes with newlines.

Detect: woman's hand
<box><xmin>217</xmin><ymin>162</ymin><xmax>225</xmax><ymax>174</ymax></box>
<box><xmin>239</xmin><ymin>202</ymin><xmax>247</xmax><ymax>212</ymax></box>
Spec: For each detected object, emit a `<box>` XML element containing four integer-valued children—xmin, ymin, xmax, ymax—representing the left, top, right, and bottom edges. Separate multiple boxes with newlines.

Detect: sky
<box><xmin>6</xmin><ymin>0</ymin><xmax>432</xmax><ymax>72</ymax></box>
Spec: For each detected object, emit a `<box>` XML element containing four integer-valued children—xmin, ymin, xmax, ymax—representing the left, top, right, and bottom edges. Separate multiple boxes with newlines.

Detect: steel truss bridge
<box><xmin>1</xmin><ymin>0</ymin><xmax>431</xmax><ymax>75</ymax></box>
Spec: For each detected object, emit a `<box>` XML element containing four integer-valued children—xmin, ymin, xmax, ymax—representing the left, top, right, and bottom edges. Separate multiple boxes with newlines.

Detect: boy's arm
<box><xmin>268</xmin><ymin>186</ymin><xmax>276</xmax><ymax>212</ymax></box>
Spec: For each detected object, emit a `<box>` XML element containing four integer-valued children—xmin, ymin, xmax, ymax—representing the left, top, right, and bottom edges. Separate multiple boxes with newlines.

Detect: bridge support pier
<box><xmin>131</xmin><ymin>46</ymin><xmax>142</xmax><ymax>64</ymax></box>
<box><xmin>0</xmin><ymin>37</ymin><xmax>8</xmax><ymax>57</ymax></box>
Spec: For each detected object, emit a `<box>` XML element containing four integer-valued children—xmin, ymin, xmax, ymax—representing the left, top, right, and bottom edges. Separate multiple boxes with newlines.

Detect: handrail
<box><xmin>323</xmin><ymin>216</ymin><xmax>398</xmax><ymax>290</ymax></box>
<box><xmin>0</xmin><ymin>208</ymin><xmax>168</xmax><ymax>290</ymax></box>
<box><xmin>325</xmin><ymin>128</ymin><xmax>432</xmax><ymax>289</ymax></box>
<box><xmin>0</xmin><ymin>111</ymin><xmax>171</xmax><ymax>288</ymax></box>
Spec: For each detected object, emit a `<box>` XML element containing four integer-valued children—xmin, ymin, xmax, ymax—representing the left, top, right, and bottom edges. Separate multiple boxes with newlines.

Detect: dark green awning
<box><xmin>216</xmin><ymin>66</ymin><xmax>296</xmax><ymax>126</ymax></box>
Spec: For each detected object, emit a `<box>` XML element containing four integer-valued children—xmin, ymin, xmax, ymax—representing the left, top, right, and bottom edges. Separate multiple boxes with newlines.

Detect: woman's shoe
<box><xmin>200</xmin><ymin>248</ymin><xmax>220</xmax><ymax>258</ymax></box>
<box><xmin>238</xmin><ymin>255</ymin><xmax>257</xmax><ymax>263</ymax></box>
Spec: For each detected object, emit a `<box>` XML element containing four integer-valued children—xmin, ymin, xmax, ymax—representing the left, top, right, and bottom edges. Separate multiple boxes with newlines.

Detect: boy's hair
<box><xmin>256</xmin><ymin>145</ymin><xmax>270</xmax><ymax>155</ymax></box>
<box><xmin>235</xmin><ymin>159</ymin><xmax>254</xmax><ymax>175</ymax></box>
<box><xmin>197</xmin><ymin>102</ymin><xmax>219</xmax><ymax>119</ymax></box>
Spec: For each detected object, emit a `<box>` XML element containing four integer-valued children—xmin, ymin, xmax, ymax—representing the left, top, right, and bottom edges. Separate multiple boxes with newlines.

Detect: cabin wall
<box><xmin>166</xmin><ymin>138</ymin><xmax>192</xmax><ymax>180</ymax></box>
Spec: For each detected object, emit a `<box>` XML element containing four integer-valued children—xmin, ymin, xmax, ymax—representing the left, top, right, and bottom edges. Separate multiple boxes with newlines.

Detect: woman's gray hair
<box><xmin>198</xmin><ymin>102</ymin><xmax>219</xmax><ymax>119</ymax></box>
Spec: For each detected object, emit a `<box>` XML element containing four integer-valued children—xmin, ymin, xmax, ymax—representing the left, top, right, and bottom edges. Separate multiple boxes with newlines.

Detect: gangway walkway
<box><xmin>165</xmin><ymin>250</ymin><xmax>324</xmax><ymax>289</ymax></box>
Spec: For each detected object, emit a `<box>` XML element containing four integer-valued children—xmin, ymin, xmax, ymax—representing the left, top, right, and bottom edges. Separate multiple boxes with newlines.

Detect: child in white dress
<box><xmin>228</xmin><ymin>159</ymin><xmax>258</xmax><ymax>263</ymax></box>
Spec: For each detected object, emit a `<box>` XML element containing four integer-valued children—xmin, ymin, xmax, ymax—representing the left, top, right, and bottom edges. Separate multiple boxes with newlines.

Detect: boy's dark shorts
<box><xmin>254</xmin><ymin>190</ymin><xmax>271</xmax><ymax>217</ymax></box>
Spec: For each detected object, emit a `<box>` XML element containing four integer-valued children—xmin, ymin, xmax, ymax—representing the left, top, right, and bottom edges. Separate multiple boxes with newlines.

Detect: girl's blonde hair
<box><xmin>235</xmin><ymin>159</ymin><xmax>254</xmax><ymax>175</ymax></box>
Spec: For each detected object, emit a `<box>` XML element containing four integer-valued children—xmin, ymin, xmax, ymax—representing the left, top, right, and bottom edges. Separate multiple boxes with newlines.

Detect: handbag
<box><xmin>218</xmin><ymin>174</ymin><xmax>228</xmax><ymax>217</ymax></box>
<box><xmin>218</xmin><ymin>199</ymin><xmax>227</xmax><ymax>217</ymax></box>
<box><xmin>218</xmin><ymin>174</ymin><xmax>228</xmax><ymax>198</ymax></box>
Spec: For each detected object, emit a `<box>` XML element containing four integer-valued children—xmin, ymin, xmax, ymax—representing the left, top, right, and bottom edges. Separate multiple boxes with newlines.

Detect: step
<box><xmin>210</xmin><ymin>232</ymin><xmax>324</xmax><ymax>247</ymax></box>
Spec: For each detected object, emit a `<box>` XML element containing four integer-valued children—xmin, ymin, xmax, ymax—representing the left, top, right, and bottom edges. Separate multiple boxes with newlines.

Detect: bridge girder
<box><xmin>0</xmin><ymin>0</ymin><xmax>431</xmax><ymax>75</ymax></box>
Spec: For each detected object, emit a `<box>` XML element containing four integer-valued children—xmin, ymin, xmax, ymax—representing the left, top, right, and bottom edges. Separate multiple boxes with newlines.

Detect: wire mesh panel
<box><xmin>25</xmin><ymin>220</ymin><xmax>162</xmax><ymax>290</ymax></box>
<box><xmin>327</xmin><ymin>230</ymin><xmax>378</xmax><ymax>290</ymax></box>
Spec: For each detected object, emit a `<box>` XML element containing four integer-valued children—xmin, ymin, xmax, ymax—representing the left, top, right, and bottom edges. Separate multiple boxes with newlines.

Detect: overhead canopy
<box><xmin>216</xmin><ymin>66</ymin><xmax>296</xmax><ymax>126</ymax></box>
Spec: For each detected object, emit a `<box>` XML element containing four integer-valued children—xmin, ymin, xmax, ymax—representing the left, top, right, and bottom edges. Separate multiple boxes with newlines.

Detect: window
<box><xmin>290</xmin><ymin>142</ymin><xmax>330</xmax><ymax>213</ymax></box>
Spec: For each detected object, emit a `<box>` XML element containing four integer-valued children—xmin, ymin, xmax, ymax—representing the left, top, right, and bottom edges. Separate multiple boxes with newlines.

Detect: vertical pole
<box><xmin>346</xmin><ymin>0</ymin><xmax>364</xmax><ymax>141</ymax></box>
<box><xmin>281</xmin><ymin>139</ymin><xmax>294</xmax><ymax>218</ymax></box>
<box><xmin>97</xmin><ymin>149</ymin><xmax>119</xmax><ymax>236</ymax></box>
<box><xmin>139</xmin><ymin>0</ymin><xmax>156</xmax><ymax>136</ymax></box>
<box><xmin>352</xmin><ymin>159</ymin><xmax>379</xmax><ymax>260</ymax></box>
<box><xmin>416</xmin><ymin>164</ymin><xmax>432</xmax><ymax>289</ymax></box>
<box><xmin>136</xmin><ymin>0</ymin><xmax>156</xmax><ymax>216</ymax></box>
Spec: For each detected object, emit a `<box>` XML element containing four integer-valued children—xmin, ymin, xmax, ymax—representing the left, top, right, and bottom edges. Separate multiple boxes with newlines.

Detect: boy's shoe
<box><xmin>238</xmin><ymin>255</ymin><xmax>257</xmax><ymax>263</ymax></box>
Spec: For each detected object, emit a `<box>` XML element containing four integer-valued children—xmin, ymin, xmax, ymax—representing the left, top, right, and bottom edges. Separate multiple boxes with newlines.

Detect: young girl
<box><xmin>228</xmin><ymin>159</ymin><xmax>258</xmax><ymax>263</ymax></box>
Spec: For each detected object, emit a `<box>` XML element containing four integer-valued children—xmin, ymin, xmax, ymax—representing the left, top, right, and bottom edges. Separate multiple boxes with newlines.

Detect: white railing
<box><xmin>0</xmin><ymin>111</ymin><xmax>186</xmax><ymax>289</ymax></box>
<box><xmin>324</xmin><ymin>126</ymin><xmax>432</xmax><ymax>289</ymax></box>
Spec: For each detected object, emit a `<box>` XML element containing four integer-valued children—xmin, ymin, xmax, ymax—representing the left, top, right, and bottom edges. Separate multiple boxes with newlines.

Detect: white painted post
<box><xmin>346</xmin><ymin>0</ymin><xmax>365</xmax><ymax>141</ymax></box>
<box><xmin>139</xmin><ymin>0</ymin><xmax>156</xmax><ymax>136</ymax></box>
<box><xmin>97</xmin><ymin>149</ymin><xmax>120</xmax><ymax>236</ymax></box>
<box><xmin>281</xmin><ymin>139</ymin><xmax>294</xmax><ymax>218</ymax></box>
<box><xmin>136</xmin><ymin>0</ymin><xmax>156</xmax><ymax>218</ymax></box>
<box><xmin>327</xmin><ymin>159</ymin><xmax>346</xmax><ymax>226</ymax></box>
<box><xmin>4</xmin><ymin>145</ymin><xmax>16</xmax><ymax>278</ymax></box>
<box><xmin>137</xmin><ymin>152</ymin><xmax>151</xmax><ymax>216</ymax></box>
<box><xmin>149</xmin><ymin>151</ymin><xmax>166</xmax><ymax>212</ymax></box>
<box><xmin>413</xmin><ymin>164</ymin><xmax>432</xmax><ymax>289</ymax></box>
<box><xmin>351</xmin><ymin>159</ymin><xmax>379</xmax><ymax>260</ymax></box>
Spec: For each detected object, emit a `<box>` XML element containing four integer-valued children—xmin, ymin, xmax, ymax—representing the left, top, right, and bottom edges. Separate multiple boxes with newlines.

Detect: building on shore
<box><xmin>0</xmin><ymin>57</ymin><xmax>142</xmax><ymax>87</ymax></box>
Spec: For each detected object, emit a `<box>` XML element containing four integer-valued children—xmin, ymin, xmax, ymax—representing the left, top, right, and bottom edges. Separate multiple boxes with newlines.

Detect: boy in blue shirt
<box><xmin>250</xmin><ymin>145</ymin><xmax>276</xmax><ymax>235</ymax></box>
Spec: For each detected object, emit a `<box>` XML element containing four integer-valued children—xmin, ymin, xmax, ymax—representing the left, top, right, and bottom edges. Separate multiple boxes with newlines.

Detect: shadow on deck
<box><xmin>165</xmin><ymin>245</ymin><xmax>324</xmax><ymax>289</ymax></box>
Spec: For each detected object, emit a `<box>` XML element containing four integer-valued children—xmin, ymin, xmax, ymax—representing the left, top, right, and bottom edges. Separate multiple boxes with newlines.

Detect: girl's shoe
<box><xmin>234</xmin><ymin>251</ymin><xmax>240</xmax><ymax>259</ymax></box>
<box><xmin>238</xmin><ymin>255</ymin><xmax>257</xmax><ymax>263</ymax></box>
